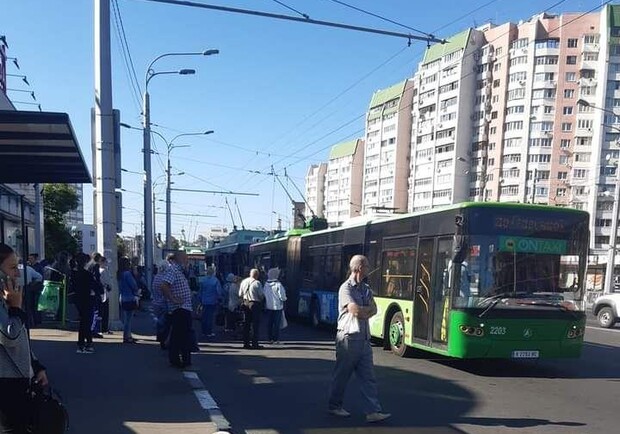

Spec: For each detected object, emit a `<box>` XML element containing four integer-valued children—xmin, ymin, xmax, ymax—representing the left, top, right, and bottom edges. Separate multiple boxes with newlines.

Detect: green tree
<box><xmin>43</xmin><ymin>184</ymin><xmax>79</xmax><ymax>259</ymax></box>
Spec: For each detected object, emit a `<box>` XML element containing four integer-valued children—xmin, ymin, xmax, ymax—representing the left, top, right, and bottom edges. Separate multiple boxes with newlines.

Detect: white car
<box><xmin>592</xmin><ymin>293</ymin><xmax>620</xmax><ymax>328</ymax></box>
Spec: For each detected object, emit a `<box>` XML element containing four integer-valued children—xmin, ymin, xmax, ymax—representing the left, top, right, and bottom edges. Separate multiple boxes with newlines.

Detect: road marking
<box><xmin>586</xmin><ymin>326</ymin><xmax>620</xmax><ymax>334</ymax></box>
<box><xmin>184</xmin><ymin>371</ymin><xmax>231</xmax><ymax>432</ymax></box>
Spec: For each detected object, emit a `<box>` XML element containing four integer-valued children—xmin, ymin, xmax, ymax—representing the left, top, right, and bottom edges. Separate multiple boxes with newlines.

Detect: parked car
<box><xmin>592</xmin><ymin>293</ymin><xmax>620</xmax><ymax>328</ymax></box>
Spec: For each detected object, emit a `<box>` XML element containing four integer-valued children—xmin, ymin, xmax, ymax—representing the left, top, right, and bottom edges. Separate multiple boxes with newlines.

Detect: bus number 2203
<box><xmin>490</xmin><ymin>326</ymin><xmax>507</xmax><ymax>335</ymax></box>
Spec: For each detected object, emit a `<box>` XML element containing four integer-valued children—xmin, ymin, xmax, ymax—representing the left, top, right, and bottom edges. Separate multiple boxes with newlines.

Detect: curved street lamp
<box><xmin>141</xmin><ymin>49</ymin><xmax>219</xmax><ymax>289</ymax></box>
<box><xmin>166</xmin><ymin>130</ymin><xmax>215</xmax><ymax>249</ymax></box>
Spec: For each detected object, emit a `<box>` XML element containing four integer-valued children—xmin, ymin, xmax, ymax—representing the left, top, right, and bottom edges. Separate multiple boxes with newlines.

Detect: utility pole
<box><xmin>531</xmin><ymin>168</ymin><xmax>538</xmax><ymax>204</ymax></box>
<box><xmin>93</xmin><ymin>0</ymin><xmax>119</xmax><ymax>326</ymax></box>
<box><xmin>604</xmin><ymin>165</ymin><xmax>620</xmax><ymax>294</ymax></box>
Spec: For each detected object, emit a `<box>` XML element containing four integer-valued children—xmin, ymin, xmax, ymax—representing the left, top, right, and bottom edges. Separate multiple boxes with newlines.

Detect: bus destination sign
<box><xmin>498</xmin><ymin>236</ymin><xmax>567</xmax><ymax>254</ymax></box>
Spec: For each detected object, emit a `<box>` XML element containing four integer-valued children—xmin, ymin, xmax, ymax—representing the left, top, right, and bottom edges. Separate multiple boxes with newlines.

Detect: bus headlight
<box><xmin>567</xmin><ymin>325</ymin><xmax>584</xmax><ymax>339</ymax></box>
<box><xmin>459</xmin><ymin>324</ymin><xmax>485</xmax><ymax>337</ymax></box>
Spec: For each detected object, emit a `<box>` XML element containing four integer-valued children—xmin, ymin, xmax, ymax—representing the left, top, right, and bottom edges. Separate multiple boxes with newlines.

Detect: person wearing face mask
<box><xmin>1</xmin><ymin>244</ymin><xmax>48</xmax><ymax>433</ymax></box>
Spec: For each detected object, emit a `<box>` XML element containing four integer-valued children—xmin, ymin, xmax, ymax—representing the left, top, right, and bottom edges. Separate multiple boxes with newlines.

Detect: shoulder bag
<box><xmin>0</xmin><ymin>345</ymin><xmax>69</xmax><ymax>433</ymax></box>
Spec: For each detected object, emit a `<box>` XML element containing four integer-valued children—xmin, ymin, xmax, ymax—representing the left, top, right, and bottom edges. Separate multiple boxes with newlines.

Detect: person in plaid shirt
<box><xmin>161</xmin><ymin>251</ymin><xmax>193</xmax><ymax>368</ymax></box>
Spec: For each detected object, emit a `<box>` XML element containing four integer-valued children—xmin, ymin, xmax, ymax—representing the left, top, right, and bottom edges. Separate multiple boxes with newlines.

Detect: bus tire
<box><xmin>310</xmin><ymin>299</ymin><xmax>320</xmax><ymax>328</ymax></box>
<box><xmin>388</xmin><ymin>311</ymin><xmax>409</xmax><ymax>357</ymax></box>
<box><xmin>597</xmin><ymin>306</ymin><xmax>616</xmax><ymax>328</ymax></box>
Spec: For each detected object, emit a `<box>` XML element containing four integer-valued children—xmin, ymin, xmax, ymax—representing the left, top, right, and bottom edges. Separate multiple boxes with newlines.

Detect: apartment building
<box><xmin>323</xmin><ymin>139</ymin><xmax>364</xmax><ymax>226</ymax></box>
<box><xmin>407</xmin><ymin>6</ymin><xmax>620</xmax><ymax>257</ymax></box>
<box><xmin>304</xmin><ymin>163</ymin><xmax>327</xmax><ymax>220</ymax></box>
<box><xmin>65</xmin><ymin>183</ymin><xmax>84</xmax><ymax>226</ymax></box>
<box><xmin>409</xmin><ymin>29</ymin><xmax>483</xmax><ymax>212</ymax></box>
<box><xmin>363</xmin><ymin>80</ymin><xmax>414</xmax><ymax>214</ymax></box>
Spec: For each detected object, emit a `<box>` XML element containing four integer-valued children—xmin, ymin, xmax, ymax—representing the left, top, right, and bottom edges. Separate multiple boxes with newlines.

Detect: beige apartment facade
<box><xmin>363</xmin><ymin>80</ymin><xmax>414</xmax><ymax>214</ymax></box>
<box><xmin>304</xmin><ymin>163</ymin><xmax>327</xmax><ymax>220</ymax></box>
<box><xmin>323</xmin><ymin>139</ymin><xmax>364</xmax><ymax>226</ymax></box>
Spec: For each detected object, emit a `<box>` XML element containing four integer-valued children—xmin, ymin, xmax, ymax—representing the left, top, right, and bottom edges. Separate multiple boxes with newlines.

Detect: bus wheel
<box><xmin>310</xmin><ymin>299</ymin><xmax>320</xmax><ymax>328</ymax></box>
<box><xmin>388</xmin><ymin>311</ymin><xmax>408</xmax><ymax>357</ymax></box>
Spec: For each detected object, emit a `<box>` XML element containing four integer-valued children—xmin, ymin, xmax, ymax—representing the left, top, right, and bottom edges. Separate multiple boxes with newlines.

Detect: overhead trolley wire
<box><xmin>270</xmin><ymin>0</ymin><xmax>310</xmax><ymax>19</ymax></box>
<box><xmin>134</xmin><ymin>0</ymin><xmax>444</xmax><ymax>43</ymax></box>
<box><xmin>325</xmin><ymin>0</ymin><xmax>435</xmax><ymax>37</ymax></box>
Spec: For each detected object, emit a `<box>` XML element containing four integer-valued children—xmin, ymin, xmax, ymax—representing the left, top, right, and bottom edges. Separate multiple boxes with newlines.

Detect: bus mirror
<box><xmin>453</xmin><ymin>235</ymin><xmax>468</xmax><ymax>263</ymax></box>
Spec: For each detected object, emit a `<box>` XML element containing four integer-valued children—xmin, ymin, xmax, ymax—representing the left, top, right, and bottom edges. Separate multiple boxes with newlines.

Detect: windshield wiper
<box><xmin>478</xmin><ymin>292</ymin><xmax>515</xmax><ymax>318</ymax></box>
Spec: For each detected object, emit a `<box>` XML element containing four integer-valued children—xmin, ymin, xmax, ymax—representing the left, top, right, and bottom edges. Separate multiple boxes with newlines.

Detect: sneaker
<box><xmin>76</xmin><ymin>348</ymin><xmax>87</xmax><ymax>354</ymax></box>
<box><xmin>84</xmin><ymin>346</ymin><xmax>95</xmax><ymax>354</ymax></box>
<box><xmin>328</xmin><ymin>408</ymin><xmax>351</xmax><ymax>417</ymax></box>
<box><xmin>366</xmin><ymin>412</ymin><xmax>391</xmax><ymax>423</ymax></box>
<box><xmin>93</xmin><ymin>333</ymin><xmax>104</xmax><ymax>339</ymax></box>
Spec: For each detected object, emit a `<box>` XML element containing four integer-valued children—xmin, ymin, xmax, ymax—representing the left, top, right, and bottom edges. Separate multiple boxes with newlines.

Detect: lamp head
<box><xmin>204</xmin><ymin>130</ymin><xmax>215</xmax><ymax>135</ymax></box>
<box><xmin>179</xmin><ymin>69</ymin><xmax>196</xmax><ymax>75</ymax></box>
<box><xmin>576</xmin><ymin>99</ymin><xmax>590</xmax><ymax>108</ymax></box>
<box><xmin>202</xmin><ymin>49</ymin><xmax>219</xmax><ymax>56</ymax></box>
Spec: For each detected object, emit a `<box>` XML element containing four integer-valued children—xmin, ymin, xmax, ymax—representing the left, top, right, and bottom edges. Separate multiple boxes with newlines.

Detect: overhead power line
<box><xmin>135</xmin><ymin>0</ymin><xmax>444</xmax><ymax>44</ymax></box>
<box><xmin>326</xmin><ymin>0</ymin><xmax>434</xmax><ymax>37</ymax></box>
<box><xmin>270</xmin><ymin>0</ymin><xmax>309</xmax><ymax>19</ymax></box>
<box><xmin>111</xmin><ymin>0</ymin><xmax>142</xmax><ymax>112</ymax></box>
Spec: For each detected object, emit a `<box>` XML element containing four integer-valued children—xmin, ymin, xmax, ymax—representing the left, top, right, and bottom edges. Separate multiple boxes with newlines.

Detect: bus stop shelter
<box><xmin>0</xmin><ymin>109</ymin><xmax>91</xmax><ymax>258</ymax></box>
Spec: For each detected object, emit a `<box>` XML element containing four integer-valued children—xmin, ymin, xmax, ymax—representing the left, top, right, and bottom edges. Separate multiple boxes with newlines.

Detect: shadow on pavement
<box><xmin>191</xmin><ymin>328</ymin><xmax>588</xmax><ymax>434</ymax></box>
<box><xmin>431</xmin><ymin>340</ymin><xmax>620</xmax><ymax>380</ymax></box>
<box><xmin>30</xmin><ymin>310</ymin><xmax>217</xmax><ymax>434</ymax></box>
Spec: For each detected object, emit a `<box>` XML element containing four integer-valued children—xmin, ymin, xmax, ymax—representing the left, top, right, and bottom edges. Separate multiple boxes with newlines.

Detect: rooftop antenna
<box><xmin>225</xmin><ymin>197</ymin><xmax>238</xmax><ymax>231</ymax></box>
<box><xmin>234</xmin><ymin>198</ymin><xmax>246</xmax><ymax>230</ymax></box>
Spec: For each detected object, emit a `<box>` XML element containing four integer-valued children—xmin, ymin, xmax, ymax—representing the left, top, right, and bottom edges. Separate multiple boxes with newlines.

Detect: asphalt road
<box><xmin>190</xmin><ymin>314</ymin><xmax>620</xmax><ymax>434</ymax></box>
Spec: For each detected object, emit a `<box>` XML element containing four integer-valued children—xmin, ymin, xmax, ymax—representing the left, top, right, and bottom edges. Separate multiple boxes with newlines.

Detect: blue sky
<box><xmin>0</xmin><ymin>0</ymin><xmax>598</xmax><ymax>242</ymax></box>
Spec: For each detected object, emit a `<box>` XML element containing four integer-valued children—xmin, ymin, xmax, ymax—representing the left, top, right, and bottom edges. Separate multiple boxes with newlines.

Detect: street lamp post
<box><xmin>165</xmin><ymin>131</ymin><xmax>214</xmax><ymax>250</ymax></box>
<box><xmin>577</xmin><ymin>99</ymin><xmax>619</xmax><ymax>294</ymax></box>
<box><xmin>141</xmin><ymin>49</ymin><xmax>219</xmax><ymax>292</ymax></box>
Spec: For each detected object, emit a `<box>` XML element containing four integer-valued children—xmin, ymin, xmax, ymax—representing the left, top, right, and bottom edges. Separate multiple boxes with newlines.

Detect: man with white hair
<box><xmin>238</xmin><ymin>268</ymin><xmax>264</xmax><ymax>349</ymax></box>
<box><xmin>328</xmin><ymin>254</ymin><xmax>391</xmax><ymax>423</ymax></box>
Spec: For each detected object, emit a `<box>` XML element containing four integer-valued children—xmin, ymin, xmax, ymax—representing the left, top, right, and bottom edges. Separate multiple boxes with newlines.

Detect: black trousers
<box><xmin>100</xmin><ymin>299</ymin><xmax>110</xmax><ymax>332</ymax></box>
<box><xmin>77</xmin><ymin>303</ymin><xmax>93</xmax><ymax>348</ymax></box>
<box><xmin>169</xmin><ymin>308</ymin><xmax>192</xmax><ymax>367</ymax></box>
<box><xmin>0</xmin><ymin>378</ymin><xmax>30</xmax><ymax>434</ymax></box>
<box><xmin>242</xmin><ymin>302</ymin><xmax>262</xmax><ymax>347</ymax></box>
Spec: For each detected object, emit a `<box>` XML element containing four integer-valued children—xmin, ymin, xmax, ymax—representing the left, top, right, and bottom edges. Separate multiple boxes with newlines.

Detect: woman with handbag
<box><xmin>118</xmin><ymin>257</ymin><xmax>140</xmax><ymax>344</ymax></box>
<box><xmin>1</xmin><ymin>243</ymin><xmax>49</xmax><ymax>433</ymax></box>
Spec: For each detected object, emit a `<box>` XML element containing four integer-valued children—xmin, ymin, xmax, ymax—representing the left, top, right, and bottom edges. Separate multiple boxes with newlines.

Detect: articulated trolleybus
<box><xmin>250</xmin><ymin>202</ymin><xmax>589</xmax><ymax>359</ymax></box>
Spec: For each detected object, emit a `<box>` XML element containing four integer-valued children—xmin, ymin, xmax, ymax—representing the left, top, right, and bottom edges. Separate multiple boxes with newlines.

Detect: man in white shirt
<box><xmin>238</xmin><ymin>269</ymin><xmax>264</xmax><ymax>349</ymax></box>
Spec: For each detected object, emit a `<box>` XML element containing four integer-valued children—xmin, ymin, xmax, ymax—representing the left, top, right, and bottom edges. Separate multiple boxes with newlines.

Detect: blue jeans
<box><xmin>201</xmin><ymin>304</ymin><xmax>217</xmax><ymax>335</ymax></box>
<box><xmin>121</xmin><ymin>309</ymin><xmax>135</xmax><ymax>341</ymax></box>
<box><xmin>328</xmin><ymin>332</ymin><xmax>382</xmax><ymax>414</ymax></box>
<box><xmin>267</xmin><ymin>309</ymin><xmax>283</xmax><ymax>341</ymax></box>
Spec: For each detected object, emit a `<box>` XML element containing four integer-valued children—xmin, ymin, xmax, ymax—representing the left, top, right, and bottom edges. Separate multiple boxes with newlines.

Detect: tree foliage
<box><xmin>43</xmin><ymin>184</ymin><xmax>79</xmax><ymax>259</ymax></box>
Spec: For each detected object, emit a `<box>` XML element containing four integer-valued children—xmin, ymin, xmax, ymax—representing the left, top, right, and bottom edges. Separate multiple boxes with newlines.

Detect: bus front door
<box><xmin>413</xmin><ymin>238</ymin><xmax>434</xmax><ymax>342</ymax></box>
<box><xmin>413</xmin><ymin>237</ymin><xmax>452</xmax><ymax>347</ymax></box>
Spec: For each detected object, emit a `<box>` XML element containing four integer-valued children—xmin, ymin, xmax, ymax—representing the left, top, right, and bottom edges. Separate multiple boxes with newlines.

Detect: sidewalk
<box><xmin>29</xmin><ymin>306</ymin><xmax>220</xmax><ymax>434</ymax></box>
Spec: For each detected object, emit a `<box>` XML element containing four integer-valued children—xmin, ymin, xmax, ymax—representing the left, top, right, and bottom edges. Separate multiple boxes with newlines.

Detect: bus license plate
<box><xmin>511</xmin><ymin>350</ymin><xmax>539</xmax><ymax>359</ymax></box>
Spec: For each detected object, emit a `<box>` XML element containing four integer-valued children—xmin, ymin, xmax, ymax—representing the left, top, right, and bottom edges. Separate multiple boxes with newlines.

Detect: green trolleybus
<box><xmin>250</xmin><ymin>202</ymin><xmax>590</xmax><ymax>359</ymax></box>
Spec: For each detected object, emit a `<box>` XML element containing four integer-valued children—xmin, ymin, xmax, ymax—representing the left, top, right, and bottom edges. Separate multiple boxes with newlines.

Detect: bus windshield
<box><xmin>451</xmin><ymin>234</ymin><xmax>586</xmax><ymax>311</ymax></box>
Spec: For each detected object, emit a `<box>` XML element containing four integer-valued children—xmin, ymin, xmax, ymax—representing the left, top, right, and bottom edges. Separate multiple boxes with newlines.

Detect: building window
<box><xmin>563</xmin><ymin>106</ymin><xmax>573</xmax><ymax>115</ymax></box>
<box><xmin>566</xmin><ymin>55</ymin><xmax>577</xmax><ymax>64</ymax></box>
<box><xmin>558</xmin><ymin>171</ymin><xmax>568</xmax><ymax>180</ymax></box>
<box><xmin>567</xmin><ymin>38</ymin><xmax>578</xmax><ymax>48</ymax></box>
<box><xmin>560</xmin><ymin>139</ymin><xmax>571</xmax><ymax>148</ymax></box>
<box><xmin>565</xmin><ymin>72</ymin><xmax>576</xmax><ymax>82</ymax></box>
<box><xmin>564</xmin><ymin>89</ymin><xmax>575</xmax><ymax>98</ymax></box>
<box><xmin>561</xmin><ymin>122</ymin><xmax>572</xmax><ymax>132</ymax></box>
